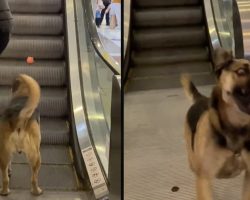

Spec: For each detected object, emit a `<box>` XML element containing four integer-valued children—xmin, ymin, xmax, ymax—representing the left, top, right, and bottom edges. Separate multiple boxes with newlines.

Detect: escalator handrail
<box><xmin>82</xmin><ymin>0</ymin><xmax>121</xmax><ymax>75</ymax></box>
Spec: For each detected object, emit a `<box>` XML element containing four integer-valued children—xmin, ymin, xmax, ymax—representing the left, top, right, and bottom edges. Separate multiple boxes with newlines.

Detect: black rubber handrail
<box><xmin>82</xmin><ymin>0</ymin><xmax>120</xmax><ymax>75</ymax></box>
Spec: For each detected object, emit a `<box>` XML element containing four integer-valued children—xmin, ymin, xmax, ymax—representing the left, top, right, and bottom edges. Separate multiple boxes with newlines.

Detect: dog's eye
<box><xmin>236</xmin><ymin>68</ymin><xmax>248</xmax><ymax>76</ymax></box>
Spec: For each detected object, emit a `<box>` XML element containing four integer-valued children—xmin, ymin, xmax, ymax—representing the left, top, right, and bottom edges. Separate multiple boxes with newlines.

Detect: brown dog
<box><xmin>0</xmin><ymin>74</ymin><xmax>42</xmax><ymax>195</ymax></box>
<box><xmin>181</xmin><ymin>48</ymin><xmax>250</xmax><ymax>200</ymax></box>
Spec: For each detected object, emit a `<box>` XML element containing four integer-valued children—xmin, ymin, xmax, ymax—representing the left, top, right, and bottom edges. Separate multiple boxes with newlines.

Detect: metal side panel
<box><xmin>65</xmin><ymin>0</ymin><xmax>109</xmax><ymax>198</ymax></box>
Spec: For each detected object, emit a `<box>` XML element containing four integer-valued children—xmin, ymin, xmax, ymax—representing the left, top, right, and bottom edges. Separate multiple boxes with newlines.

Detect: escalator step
<box><xmin>12</xmin><ymin>14</ymin><xmax>64</xmax><ymax>35</ymax></box>
<box><xmin>7</xmin><ymin>164</ymin><xmax>79</xmax><ymax>190</ymax></box>
<box><xmin>128</xmin><ymin>73</ymin><xmax>215</xmax><ymax>91</ymax></box>
<box><xmin>8</xmin><ymin>0</ymin><xmax>62</xmax><ymax>14</ymax></box>
<box><xmin>134</xmin><ymin>26</ymin><xmax>206</xmax><ymax>49</ymax></box>
<box><xmin>0</xmin><ymin>87</ymin><xmax>68</xmax><ymax>117</ymax></box>
<box><xmin>41</xmin><ymin>118</ymin><xmax>70</xmax><ymax>145</ymax></box>
<box><xmin>135</xmin><ymin>0</ymin><xmax>199</xmax><ymax>7</ymax></box>
<box><xmin>131</xmin><ymin>62</ymin><xmax>212</xmax><ymax>77</ymax></box>
<box><xmin>134</xmin><ymin>7</ymin><xmax>203</xmax><ymax>27</ymax></box>
<box><xmin>0</xmin><ymin>60</ymin><xmax>66</xmax><ymax>86</ymax></box>
<box><xmin>132</xmin><ymin>47</ymin><xmax>209</xmax><ymax>66</ymax></box>
<box><xmin>0</xmin><ymin>36</ymin><xmax>64</xmax><ymax>59</ymax></box>
<box><xmin>13</xmin><ymin>145</ymin><xmax>72</xmax><ymax>164</ymax></box>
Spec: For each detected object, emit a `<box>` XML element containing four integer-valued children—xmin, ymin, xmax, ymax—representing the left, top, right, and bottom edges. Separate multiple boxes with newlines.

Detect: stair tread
<box><xmin>134</xmin><ymin>6</ymin><xmax>203</xmax><ymax>27</ymax></box>
<box><xmin>127</xmin><ymin>72</ymin><xmax>215</xmax><ymax>91</ymax></box>
<box><xmin>0</xmin><ymin>87</ymin><xmax>68</xmax><ymax>117</ymax></box>
<box><xmin>0</xmin><ymin>60</ymin><xmax>66</xmax><ymax>86</ymax></box>
<box><xmin>13</xmin><ymin>145</ymin><xmax>72</xmax><ymax>164</ymax></box>
<box><xmin>12</xmin><ymin>14</ymin><xmax>64</xmax><ymax>35</ymax></box>
<box><xmin>131</xmin><ymin>61</ymin><xmax>212</xmax><ymax>77</ymax></box>
<box><xmin>132</xmin><ymin>47</ymin><xmax>209</xmax><ymax>65</ymax></box>
<box><xmin>0</xmin><ymin>36</ymin><xmax>64</xmax><ymax>59</ymax></box>
<box><xmin>134</xmin><ymin>26</ymin><xmax>206</xmax><ymax>49</ymax></box>
<box><xmin>9</xmin><ymin>0</ymin><xmax>63</xmax><ymax>14</ymax></box>
<box><xmin>135</xmin><ymin>0</ymin><xmax>200</xmax><ymax>7</ymax></box>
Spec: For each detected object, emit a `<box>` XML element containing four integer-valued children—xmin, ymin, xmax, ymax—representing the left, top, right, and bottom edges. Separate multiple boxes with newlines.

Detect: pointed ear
<box><xmin>213</xmin><ymin>48</ymin><xmax>233</xmax><ymax>75</ymax></box>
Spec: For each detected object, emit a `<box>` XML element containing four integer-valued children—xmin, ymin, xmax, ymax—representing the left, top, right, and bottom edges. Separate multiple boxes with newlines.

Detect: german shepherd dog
<box><xmin>181</xmin><ymin>48</ymin><xmax>250</xmax><ymax>200</ymax></box>
<box><xmin>0</xmin><ymin>74</ymin><xmax>42</xmax><ymax>195</ymax></box>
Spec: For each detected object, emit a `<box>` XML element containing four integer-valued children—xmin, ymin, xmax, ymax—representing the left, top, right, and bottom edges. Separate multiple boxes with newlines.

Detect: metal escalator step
<box><xmin>7</xmin><ymin>163</ymin><xmax>79</xmax><ymax>190</ymax></box>
<box><xmin>134</xmin><ymin>26</ymin><xmax>206</xmax><ymax>49</ymax></box>
<box><xmin>131</xmin><ymin>62</ymin><xmax>212</xmax><ymax>77</ymax></box>
<box><xmin>0</xmin><ymin>87</ymin><xmax>68</xmax><ymax>117</ymax></box>
<box><xmin>8</xmin><ymin>0</ymin><xmax>62</xmax><ymax>14</ymax></box>
<box><xmin>41</xmin><ymin>118</ymin><xmax>70</xmax><ymax>145</ymax></box>
<box><xmin>5</xmin><ymin>190</ymin><xmax>88</xmax><ymax>199</ymax></box>
<box><xmin>13</xmin><ymin>145</ymin><xmax>72</xmax><ymax>164</ymax></box>
<box><xmin>134</xmin><ymin>7</ymin><xmax>203</xmax><ymax>27</ymax></box>
<box><xmin>135</xmin><ymin>0</ymin><xmax>199</xmax><ymax>7</ymax></box>
<box><xmin>0</xmin><ymin>36</ymin><xmax>64</xmax><ymax>59</ymax></box>
<box><xmin>12</xmin><ymin>14</ymin><xmax>64</xmax><ymax>35</ymax></box>
<box><xmin>132</xmin><ymin>47</ymin><xmax>209</xmax><ymax>66</ymax></box>
<box><xmin>127</xmin><ymin>73</ymin><xmax>215</xmax><ymax>91</ymax></box>
<box><xmin>0</xmin><ymin>60</ymin><xmax>66</xmax><ymax>86</ymax></box>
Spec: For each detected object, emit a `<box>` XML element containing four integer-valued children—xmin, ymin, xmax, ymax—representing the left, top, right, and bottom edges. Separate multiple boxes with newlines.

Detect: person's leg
<box><xmin>100</xmin><ymin>7</ymin><xmax>106</xmax><ymax>25</ymax></box>
<box><xmin>106</xmin><ymin>11</ymin><xmax>110</xmax><ymax>25</ymax></box>
<box><xmin>0</xmin><ymin>31</ymin><xmax>10</xmax><ymax>54</ymax></box>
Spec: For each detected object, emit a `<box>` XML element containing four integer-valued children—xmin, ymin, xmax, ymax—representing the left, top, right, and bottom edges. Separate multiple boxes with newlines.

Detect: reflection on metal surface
<box><xmin>108</xmin><ymin>75</ymin><xmax>121</xmax><ymax>200</ymax></box>
<box><xmin>236</xmin><ymin>0</ymin><xmax>250</xmax><ymax>59</ymax></box>
<box><xmin>124</xmin><ymin>0</ymin><xmax>131</xmax><ymax>56</ymax></box>
<box><xmin>66</xmin><ymin>0</ymin><xmax>109</xmax><ymax>198</ymax></box>
<box><xmin>204</xmin><ymin>0</ymin><xmax>221</xmax><ymax>52</ymax></box>
<box><xmin>82</xmin><ymin>0</ymin><xmax>121</xmax><ymax>74</ymax></box>
<box><xmin>75</xmin><ymin>0</ymin><xmax>113</xmax><ymax>178</ymax></box>
<box><xmin>211</xmin><ymin>0</ymin><xmax>234</xmax><ymax>53</ymax></box>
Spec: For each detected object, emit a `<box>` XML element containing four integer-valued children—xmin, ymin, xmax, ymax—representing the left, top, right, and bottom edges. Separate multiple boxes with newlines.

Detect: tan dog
<box><xmin>181</xmin><ymin>48</ymin><xmax>250</xmax><ymax>200</ymax></box>
<box><xmin>0</xmin><ymin>74</ymin><xmax>42</xmax><ymax>196</ymax></box>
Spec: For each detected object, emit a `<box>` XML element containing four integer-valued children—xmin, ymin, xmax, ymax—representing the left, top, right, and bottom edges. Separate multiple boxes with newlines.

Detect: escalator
<box><xmin>126</xmin><ymin>0</ymin><xmax>215</xmax><ymax>91</ymax></box>
<box><xmin>0</xmin><ymin>0</ymin><xmax>88</xmax><ymax>198</ymax></box>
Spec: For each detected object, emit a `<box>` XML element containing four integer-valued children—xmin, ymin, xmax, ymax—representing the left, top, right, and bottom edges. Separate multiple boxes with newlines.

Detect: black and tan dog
<box><xmin>0</xmin><ymin>74</ymin><xmax>42</xmax><ymax>196</ymax></box>
<box><xmin>181</xmin><ymin>48</ymin><xmax>250</xmax><ymax>200</ymax></box>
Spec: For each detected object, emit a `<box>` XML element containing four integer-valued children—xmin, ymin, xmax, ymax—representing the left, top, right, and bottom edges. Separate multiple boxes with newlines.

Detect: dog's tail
<box><xmin>12</xmin><ymin>74</ymin><xmax>40</xmax><ymax>119</ymax></box>
<box><xmin>180</xmin><ymin>74</ymin><xmax>203</xmax><ymax>103</ymax></box>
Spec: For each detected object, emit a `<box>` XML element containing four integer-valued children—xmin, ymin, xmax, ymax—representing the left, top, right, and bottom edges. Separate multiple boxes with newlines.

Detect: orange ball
<box><xmin>26</xmin><ymin>56</ymin><xmax>34</xmax><ymax>64</ymax></box>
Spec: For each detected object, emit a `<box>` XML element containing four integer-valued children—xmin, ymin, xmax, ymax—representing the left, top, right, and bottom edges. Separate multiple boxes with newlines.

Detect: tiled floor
<box><xmin>125</xmin><ymin>86</ymin><xmax>243</xmax><ymax>200</ymax></box>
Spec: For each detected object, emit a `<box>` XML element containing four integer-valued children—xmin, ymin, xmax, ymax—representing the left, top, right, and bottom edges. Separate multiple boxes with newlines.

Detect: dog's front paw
<box><xmin>31</xmin><ymin>187</ymin><xmax>43</xmax><ymax>196</ymax></box>
<box><xmin>0</xmin><ymin>188</ymin><xmax>10</xmax><ymax>196</ymax></box>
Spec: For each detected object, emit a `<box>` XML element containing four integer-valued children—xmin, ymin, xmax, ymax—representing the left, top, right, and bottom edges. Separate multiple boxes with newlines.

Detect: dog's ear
<box><xmin>213</xmin><ymin>48</ymin><xmax>233</xmax><ymax>76</ymax></box>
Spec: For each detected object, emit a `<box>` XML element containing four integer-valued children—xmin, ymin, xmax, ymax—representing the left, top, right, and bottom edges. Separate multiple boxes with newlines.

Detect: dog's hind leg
<box><xmin>8</xmin><ymin>161</ymin><xmax>12</xmax><ymax>177</ymax></box>
<box><xmin>196</xmin><ymin>176</ymin><xmax>213</xmax><ymax>200</ymax></box>
<box><xmin>26</xmin><ymin>151</ymin><xmax>42</xmax><ymax>195</ymax></box>
<box><xmin>0</xmin><ymin>161</ymin><xmax>10</xmax><ymax>195</ymax></box>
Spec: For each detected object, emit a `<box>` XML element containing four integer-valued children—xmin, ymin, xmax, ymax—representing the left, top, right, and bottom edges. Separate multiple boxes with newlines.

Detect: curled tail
<box><xmin>180</xmin><ymin>74</ymin><xmax>204</xmax><ymax>103</ymax></box>
<box><xmin>12</xmin><ymin>74</ymin><xmax>40</xmax><ymax>119</ymax></box>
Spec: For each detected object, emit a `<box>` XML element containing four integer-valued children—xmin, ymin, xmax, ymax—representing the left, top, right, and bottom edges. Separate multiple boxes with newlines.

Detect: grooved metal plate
<box><xmin>0</xmin><ymin>163</ymin><xmax>78</xmax><ymax>190</ymax></box>
<box><xmin>13</xmin><ymin>145</ymin><xmax>72</xmax><ymax>164</ymax></box>
<box><xmin>125</xmin><ymin>86</ymin><xmax>243</xmax><ymax>200</ymax></box>
<box><xmin>0</xmin><ymin>190</ymin><xmax>88</xmax><ymax>200</ymax></box>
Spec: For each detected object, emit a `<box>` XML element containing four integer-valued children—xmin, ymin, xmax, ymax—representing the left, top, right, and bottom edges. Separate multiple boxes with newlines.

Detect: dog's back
<box><xmin>181</xmin><ymin>74</ymin><xmax>210</xmax><ymax>146</ymax></box>
<box><xmin>6</xmin><ymin>74</ymin><xmax>41</xmax><ymax>130</ymax></box>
